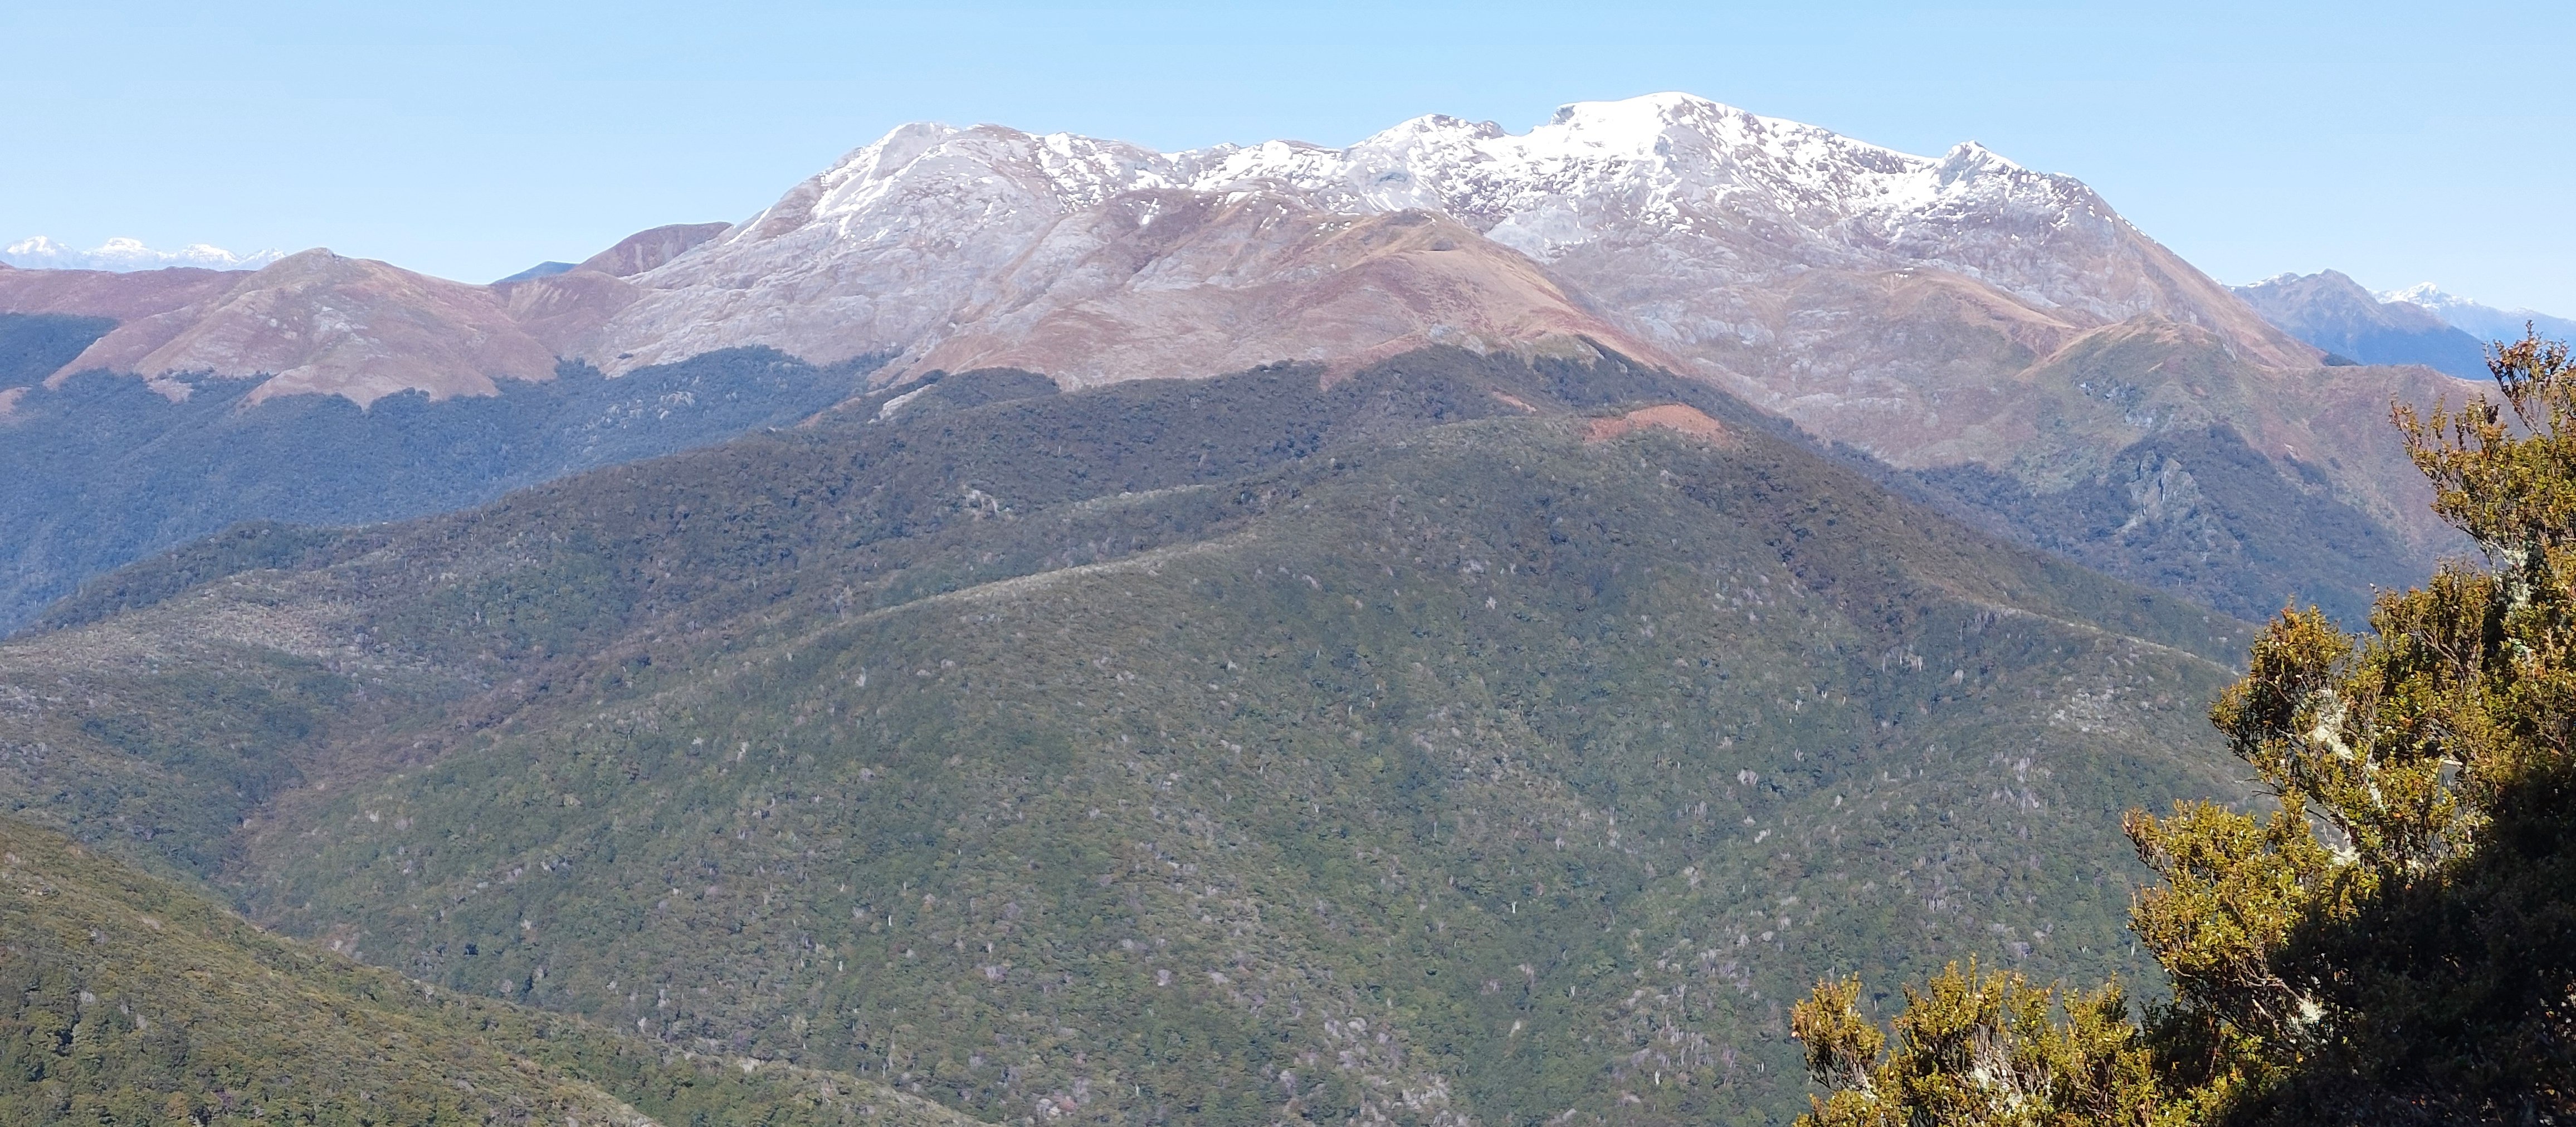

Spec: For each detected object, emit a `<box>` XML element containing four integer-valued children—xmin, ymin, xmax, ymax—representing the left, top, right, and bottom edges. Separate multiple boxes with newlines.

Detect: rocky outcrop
<box><xmin>901</xmin><ymin>196</ymin><xmax>1672</xmax><ymax>386</ymax></box>
<box><xmin>574</xmin><ymin>222</ymin><xmax>731</xmax><ymax>278</ymax></box>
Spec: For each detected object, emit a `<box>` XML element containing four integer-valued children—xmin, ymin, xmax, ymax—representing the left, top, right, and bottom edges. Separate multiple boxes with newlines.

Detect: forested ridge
<box><xmin>1</xmin><ymin>349</ymin><xmax>2256</xmax><ymax>1124</ymax></box>
<box><xmin>0</xmin><ymin>812</ymin><xmax>991</xmax><ymax>1125</ymax></box>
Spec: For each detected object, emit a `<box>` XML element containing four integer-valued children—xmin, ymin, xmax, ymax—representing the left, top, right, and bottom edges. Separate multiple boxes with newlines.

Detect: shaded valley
<box><xmin>0</xmin><ymin>311</ymin><xmax>883</xmax><ymax>631</ymax></box>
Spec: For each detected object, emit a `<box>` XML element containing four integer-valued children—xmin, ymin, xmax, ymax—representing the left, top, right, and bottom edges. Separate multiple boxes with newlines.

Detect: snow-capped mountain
<box><xmin>583</xmin><ymin>92</ymin><xmax>2311</xmax><ymax>458</ymax></box>
<box><xmin>0</xmin><ymin>92</ymin><xmax>2505</xmax><ymax>634</ymax></box>
<box><xmin>6</xmin><ymin>93</ymin><xmax>2314</xmax><ymax>423</ymax></box>
<box><xmin>2377</xmin><ymin>282</ymin><xmax>2576</xmax><ymax>344</ymax></box>
<box><xmin>3</xmin><ymin>236</ymin><xmax>285</xmax><ymax>272</ymax></box>
<box><xmin>1195</xmin><ymin>94</ymin><xmax>2213</xmax><ymax>326</ymax></box>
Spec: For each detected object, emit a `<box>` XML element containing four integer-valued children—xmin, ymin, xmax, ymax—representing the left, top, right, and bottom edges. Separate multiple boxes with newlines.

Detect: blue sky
<box><xmin>6</xmin><ymin>1</ymin><xmax>2570</xmax><ymax>311</ymax></box>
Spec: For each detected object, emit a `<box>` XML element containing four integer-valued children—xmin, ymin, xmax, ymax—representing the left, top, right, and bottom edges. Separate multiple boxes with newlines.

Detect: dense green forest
<box><xmin>1</xmin><ymin>349</ymin><xmax>2258</xmax><ymax>1124</ymax></box>
<box><xmin>0</xmin><ymin>812</ymin><xmax>989</xmax><ymax>1125</ymax></box>
<box><xmin>1896</xmin><ymin>421</ymin><xmax>2419</xmax><ymax>626</ymax></box>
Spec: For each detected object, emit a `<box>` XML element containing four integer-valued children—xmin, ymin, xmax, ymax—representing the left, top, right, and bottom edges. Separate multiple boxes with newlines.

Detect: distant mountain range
<box><xmin>2232</xmin><ymin>270</ymin><xmax>2573</xmax><ymax>379</ymax></box>
<box><xmin>2</xmin><ymin>235</ymin><xmax>284</xmax><ymax>272</ymax></box>
<box><xmin>0</xmin><ymin>94</ymin><xmax>2548</xmax><ymax>1127</ymax></box>
<box><xmin>2379</xmin><ymin>280</ymin><xmax>2576</xmax><ymax>345</ymax></box>
<box><xmin>0</xmin><ymin>94</ymin><xmax>2492</xmax><ymax>631</ymax></box>
<box><xmin>2232</xmin><ymin>270</ymin><xmax>2492</xmax><ymax>376</ymax></box>
<box><xmin>2</xmin><ymin>95</ymin><xmax>2319</xmax><ymax>403</ymax></box>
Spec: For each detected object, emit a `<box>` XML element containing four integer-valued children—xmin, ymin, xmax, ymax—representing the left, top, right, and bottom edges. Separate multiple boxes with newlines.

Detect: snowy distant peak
<box><xmin>3</xmin><ymin>236</ymin><xmax>285</xmax><ymax>272</ymax></box>
<box><xmin>2377</xmin><ymin>281</ymin><xmax>2458</xmax><ymax>309</ymax></box>
<box><xmin>733</xmin><ymin>92</ymin><xmax>2075</xmax><ymax>251</ymax></box>
<box><xmin>597</xmin><ymin>90</ymin><xmax>2257</xmax><ymax>380</ymax></box>
<box><xmin>2232</xmin><ymin>270</ymin><xmax>2490</xmax><ymax>377</ymax></box>
<box><xmin>1152</xmin><ymin>91</ymin><xmax>2090</xmax><ymax>260</ymax></box>
<box><xmin>1552</xmin><ymin>90</ymin><xmax>1714</xmax><ymax>126</ymax></box>
<box><xmin>2373</xmin><ymin>281</ymin><xmax>2576</xmax><ymax>343</ymax></box>
<box><xmin>789</xmin><ymin>122</ymin><xmax>1174</xmax><ymax>225</ymax></box>
<box><xmin>1932</xmin><ymin>140</ymin><xmax>2026</xmax><ymax>181</ymax></box>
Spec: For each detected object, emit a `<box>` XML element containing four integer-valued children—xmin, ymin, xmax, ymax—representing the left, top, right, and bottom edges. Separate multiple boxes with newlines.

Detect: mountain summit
<box><xmin>588</xmin><ymin>92</ymin><xmax>2310</xmax><ymax>401</ymax></box>
<box><xmin>1</xmin><ymin>93</ymin><xmax>2331</xmax><ymax>412</ymax></box>
<box><xmin>0</xmin><ymin>93</ymin><xmax>2490</xmax><ymax>627</ymax></box>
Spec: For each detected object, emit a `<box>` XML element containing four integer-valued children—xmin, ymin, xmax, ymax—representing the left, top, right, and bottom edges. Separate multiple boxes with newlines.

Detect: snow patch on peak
<box><xmin>590</xmin><ymin>90</ymin><xmax>2195</xmax><ymax>376</ymax></box>
<box><xmin>2378</xmin><ymin>282</ymin><xmax>2467</xmax><ymax>310</ymax></box>
<box><xmin>1542</xmin><ymin>90</ymin><xmax>1730</xmax><ymax>142</ymax></box>
<box><xmin>2375</xmin><ymin>281</ymin><xmax>2576</xmax><ymax>341</ymax></box>
<box><xmin>662</xmin><ymin>92</ymin><xmax>2082</xmax><ymax>292</ymax></box>
<box><xmin>1549</xmin><ymin>90</ymin><xmax>1730</xmax><ymax>128</ymax></box>
<box><xmin>1379</xmin><ymin>113</ymin><xmax>1506</xmax><ymax>142</ymax></box>
<box><xmin>4</xmin><ymin>236</ymin><xmax>285</xmax><ymax>272</ymax></box>
<box><xmin>1158</xmin><ymin>90</ymin><xmax>2068</xmax><ymax>252</ymax></box>
<box><xmin>1934</xmin><ymin>142</ymin><xmax>2023</xmax><ymax>177</ymax></box>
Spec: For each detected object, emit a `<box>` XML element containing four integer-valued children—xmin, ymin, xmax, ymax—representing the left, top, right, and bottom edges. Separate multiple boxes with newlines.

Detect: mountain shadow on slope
<box><xmin>24</xmin><ymin>365</ymin><xmax>1061</xmax><ymax>637</ymax></box>
<box><xmin>1883</xmin><ymin>425</ymin><xmax>2422</xmax><ymax>625</ymax></box>
<box><xmin>0</xmin><ymin>813</ymin><xmax>989</xmax><ymax>1126</ymax></box>
<box><xmin>0</xmin><ymin>313</ymin><xmax>116</xmax><ymax>387</ymax></box>
<box><xmin>2306</xmin><ymin>325</ymin><xmax>2489</xmax><ymax>378</ymax></box>
<box><xmin>0</xmin><ymin>347</ymin><xmax>887</xmax><ymax>634</ymax></box>
<box><xmin>2</xmin><ymin>347</ymin><xmax>2255</xmax><ymax>1127</ymax></box>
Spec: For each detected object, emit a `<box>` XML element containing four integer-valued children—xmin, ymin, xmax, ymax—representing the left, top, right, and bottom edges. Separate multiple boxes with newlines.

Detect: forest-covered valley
<box><xmin>1</xmin><ymin>349</ymin><xmax>2261</xmax><ymax>1124</ymax></box>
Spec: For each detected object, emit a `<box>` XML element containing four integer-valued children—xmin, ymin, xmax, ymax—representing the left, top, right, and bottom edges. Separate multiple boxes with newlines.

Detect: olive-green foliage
<box><xmin>2</xmin><ymin>350</ymin><xmax>2252</xmax><ymax>1126</ymax></box>
<box><xmin>1789</xmin><ymin>963</ymin><xmax>2165</xmax><ymax>1127</ymax></box>
<box><xmin>0</xmin><ymin>631</ymin><xmax>361</xmax><ymax>880</ymax></box>
<box><xmin>2162</xmin><ymin>331</ymin><xmax>2576</xmax><ymax>1120</ymax></box>
<box><xmin>29</xmin><ymin>521</ymin><xmax>352</xmax><ymax>636</ymax></box>
<box><xmin>1792</xmin><ymin>334</ymin><xmax>2576</xmax><ymax>1125</ymax></box>
<box><xmin>0</xmin><ymin>812</ymin><xmax>989</xmax><ymax>1126</ymax></box>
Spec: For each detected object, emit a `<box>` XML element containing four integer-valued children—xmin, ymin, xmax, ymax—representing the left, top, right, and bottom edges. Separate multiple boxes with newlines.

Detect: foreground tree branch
<box><xmin>1793</xmin><ymin>333</ymin><xmax>2576</xmax><ymax>1125</ymax></box>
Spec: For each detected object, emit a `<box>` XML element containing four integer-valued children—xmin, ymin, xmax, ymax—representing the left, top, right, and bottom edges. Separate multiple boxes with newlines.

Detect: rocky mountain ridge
<box><xmin>0</xmin><ymin>94</ymin><xmax>2495</xmax><ymax>626</ymax></box>
<box><xmin>590</xmin><ymin>94</ymin><xmax>2315</xmax><ymax>397</ymax></box>
<box><xmin>3</xmin><ymin>93</ymin><xmax>2319</xmax><ymax>409</ymax></box>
